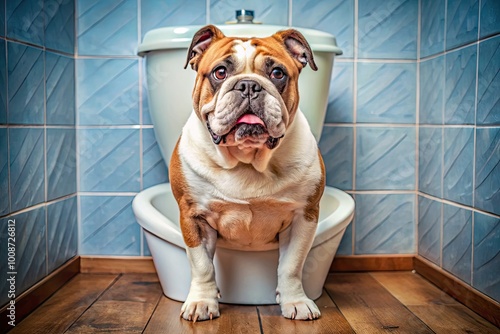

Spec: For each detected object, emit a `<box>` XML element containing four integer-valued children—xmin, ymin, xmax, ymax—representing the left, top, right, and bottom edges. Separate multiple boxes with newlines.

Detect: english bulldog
<box><xmin>170</xmin><ymin>25</ymin><xmax>325</xmax><ymax>322</ymax></box>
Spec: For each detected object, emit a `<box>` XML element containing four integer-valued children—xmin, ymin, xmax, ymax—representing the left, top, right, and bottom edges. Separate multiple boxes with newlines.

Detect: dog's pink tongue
<box><xmin>236</xmin><ymin>114</ymin><xmax>265</xmax><ymax>126</ymax></box>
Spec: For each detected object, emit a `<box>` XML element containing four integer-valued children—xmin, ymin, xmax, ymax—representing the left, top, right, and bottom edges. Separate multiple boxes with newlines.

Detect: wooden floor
<box><xmin>10</xmin><ymin>272</ymin><xmax>499</xmax><ymax>334</ymax></box>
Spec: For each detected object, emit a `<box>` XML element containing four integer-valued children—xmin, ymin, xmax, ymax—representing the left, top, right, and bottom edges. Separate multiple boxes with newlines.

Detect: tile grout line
<box><xmin>415</xmin><ymin>0</ymin><xmax>421</xmax><ymax>255</ymax></box>
<box><xmin>351</xmin><ymin>0</ymin><xmax>359</xmax><ymax>255</ymax></box>
<box><xmin>138</xmin><ymin>0</ymin><xmax>144</xmax><ymax>257</ymax></box>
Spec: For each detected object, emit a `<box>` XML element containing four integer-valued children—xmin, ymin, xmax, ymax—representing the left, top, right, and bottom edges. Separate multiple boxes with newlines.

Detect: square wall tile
<box><xmin>0</xmin><ymin>128</ymin><xmax>8</xmax><ymax>216</ymax></box>
<box><xmin>46</xmin><ymin>52</ymin><xmax>75</xmax><ymax>125</ymax></box>
<box><xmin>357</xmin><ymin>62</ymin><xmax>416</xmax><ymax>123</ymax></box>
<box><xmin>336</xmin><ymin>222</ymin><xmax>353</xmax><ymax>255</ymax></box>
<box><xmin>80</xmin><ymin>196</ymin><xmax>140</xmax><ymax>255</ymax></box>
<box><xmin>446</xmin><ymin>0</ymin><xmax>478</xmax><ymax>50</ymax></box>
<box><xmin>473</xmin><ymin>212</ymin><xmax>500</xmax><ymax>302</ymax></box>
<box><xmin>355</xmin><ymin>194</ymin><xmax>415</xmax><ymax>254</ymax></box>
<box><xmin>45</xmin><ymin>0</ymin><xmax>75</xmax><ymax>54</ymax></box>
<box><xmin>7</xmin><ymin>42</ymin><xmax>44</xmax><ymax>125</ymax></box>
<box><xmin>79</xmin><ymin>129</ymin><xmax>140</xmax><ymax>192</ymax></box>
<box><xmin>210</xmin><ymin>0</ymin><xmax>288</xmax><ymax>26</ymax></box>
<box><xmin>445</xmin><ymin>45</ymin><xmax>476</xmax><ymax>124</ymax></box>
<box><xmin>475</xmin><ymin>127</ymin><xmax>500</xmax><ymax>215</ymax></box>
<box><xmin>77</xmin><ymin>58</ymin><xmax>139</xmax><ymax>125</ymax></box>
<box><xmin>443</xmin><ymin>127</ymin><xmax>473</xmax><ymax>206</ymax></box>
<box><xmin>292</xmin><ymin>0</ymin><xmax>354</xmax><ymax>58</ymax></box>
<box><xmin>477</xmin><ymin>35</ymin><xmax>500</xmax><ymax>125</ymax></box>
<box><xmin>141</xmin><ymin>0</ymin><xmax>205</xmax><ymax>39</ymax></box>
<box><xmin>480</xmin><ymin>0</ymin><xmax>500</xmax><ymax>38</ymax></box>
<box><xmin>0</xmin><ymin>208</ymin><xmax>46</xmax><ymax>302</ymax></box>
<box><xmin>0</xmin><ymin>40</ymin><xmax>5</xmax><ymax>125</ymax></box>
<box><xmin>442</xmin><ymin>204</ymin><xmax>472</xmax><ymax>283</ymax></box>
<box><xmin>143</xmin><ymin>128</ymin><xmax>168</xmax><ymax>189</ymax></box>
<box><xmin>47</xmin><ymin>129</ymin><xmax>77</xmax><ymax>200</ymax></box>
<box><xmin>420</xmin><ymin>0</ymin><xmax>445</xmax><ymax>58</ymax></box>
<box><xmin>78</xmin><ymin>0</ymin><xmax>137</xmax><ymax>56</ymax></box>
<box><xmin>358</xmin><ymin>0</ymin><xmax>418</xmax><ymax>59</ymax></box>
<box><xmin>7</xmin><ymin>0</ymin><xmax>44</xmax><ymax>46</ymax></box>
<box><xmin>420</xmin><ymin>55</ymin><xmax>444</xmax><ymax>124</ymax></box>
<box><xmin>325</xmin><ymin>62</ymin><xmax>353</xmax><ymax>123</ymax></box>
<box><xmin>9</xmin><ymin>128</ymin><xmax>45</xmax><ymax>212</ymax></box>
<box><xmin>419</xmin><ymin>127</ymin><xmax>442</xmax><ymax>198</ymax></box>
<box><xmin>47</xmin><ymin>197</ymin><xmax>77</xmax><ymax>272</ymax></box>
<box><xmin>0</xmin><ymin>0</ymin><xmax>4</xmax><ymax>37</ymax></box>
<box><xmin>356</xmin><ymin>127</ymin><xmax>415</xmax><ymax>190</ymax></box>
<box><xmin>418</xmin><ymin>196</ymin><xmax>441</xmax><ymax>265</ymax></box>
<box><xmin>319</xmin><ymin>126</ymin><xmax>353</xmax><ymax>190</ymax></box>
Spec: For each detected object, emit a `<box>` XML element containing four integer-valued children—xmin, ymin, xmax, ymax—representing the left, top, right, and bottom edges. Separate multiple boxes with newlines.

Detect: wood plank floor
<box><xmin>10</xmin><ymin>272</ymin><xmax>499</xmax><ymax>334</ymax></box>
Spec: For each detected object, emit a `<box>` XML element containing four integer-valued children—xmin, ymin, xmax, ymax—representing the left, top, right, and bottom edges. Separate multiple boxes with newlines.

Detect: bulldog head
<box><xmin>185</xmin><ymin>25</ymin><xmax>317</xmax><ymax>151</ymax></box>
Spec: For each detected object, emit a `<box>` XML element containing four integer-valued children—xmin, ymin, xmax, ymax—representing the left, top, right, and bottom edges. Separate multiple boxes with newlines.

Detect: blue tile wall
<box><xmin>0</xmin><ymin>40</ymin><xmax>5</xmax><ymax>124</ymax></box>
<box><xmin>46</xmin><ymin>52</ymin><xmax>75</xmax><ymax>125</ymax></box>
<box><xmin>445</xmin><ymin>45</ymin><xmax>476</xmax><ymax>124</ymax></box>
<box><xmin>318</xmin><ymin>126</ymin><xmax>353</xmax><ymax>190</ymax></box>
<box><xmin>77</xmin><ymin>0</ymin><xmax>138</xmax><ymax>56</ymax></box>
<box><xmin>475</xmin><ymin>127</ymin><xmax>500</xmax><ymax>215</ymax></box>
<box><xmin>473</xmin><ymin>212</ymin><xmax>500</xmax><ymax>301</ymax></box>
<box><xmin>418</xmin><ymin>196</ymin><xmax>441</xmax><ymax>265</ymax></box>
<box><xmin>80</xmin><ymin>196</ymin><xmax>140</xmax><ymax>255</ymax></box>
<box><xmin>477</xmin><ymin>35</ymin><xmax>500</xmax><ymax>125</ymax></box>
<box><xmin>446</xmin><ymin>0</ymin><xmax>478</xmax><ymax>50</ymax></box>
<box><xmin>141</xmin><ymin>0</ymin><xmax>206</xmax><ymax>39</ymax></box>
<box><xmin>8</xmin><ymin>42</ymin><xmax>44</xmax><ymax>125</ymax></box>
<box><xmin>79</xmin><ymin>128</ymin><xmax>140</xmax><ymax>192</ymax></box>
<box><xmin>45</xmin><ymin>0</ymin><xmax>75</xmax><ymax>54</ymax></box>
<box><xmin>210</xmin><ymin>0</ymin><xmax>288</xmax><ymax>26</ymax></box>
<box><xmin>0</xmin><ymin>1</ymin><xmax>77</xmax><ymax>308</ymax></box>
<box><xmin>420</xmin><ymin>0</ymin><xmax>445</xmax><ymax>58</ymax></box>
<box><xmin>356</xmin><ymin>127</ymin><xmax>415</xmax><ymax>190</ymax></box>
<box><xmin>443</xmin><ymin>127</ymin><xmax>473</xmax><ymax>206</ymax></box>
<box><xmin>47</xmin><ymin>197</ymin><xmax>78</xmax><ymax>272</ymax></box>
<box><xmin>419</xmin><ymin>127</ymin><xmax>442</xmax><ymax>198</ymax></box>
<box><xmin>480</xmin><ymin>0</ymin><xmax>500</xmax><ymax>38</ymax></box>
<box><xmin>77</xmin><ymin>58</ymin><xmax>139</xmax><ymax>125</ymax></box>
<box><xmin>442</xmin><ymin>204</ymin><xmax>472</xmax><ymax>283</ymax></box>
<box><xmin>143</xmin><ymin>128</ymin><xmax>168</xmax><ymax>189</ymax></box>
<box><xmin>357</xmin><ymin>62</ymin><xmax>416</xmax><ymax>123</ymax></box>
<box><xmin>47</xmin><ymin>128</ymin><xmax>77</xmax><ymax>200</ymax></box>
<box><xmin>7</xmin><ymin>0</ymin><xmax>44</xmax><ymax>46</ymax></box>
<box><xmin>420</xmin><ymin>55</ymin><xmax>444</xmax><ymax>124</ymax></box>
<box><xmin>325</xmin><ymin>62</ymin><xmax>353</xmax><ymax>123</ymax></box>
<box><xmin>357</xmin><ymin>0</ymin><xmax>418</xmax><ymax>59</ymax></box>
<box><xmin>355</xmin><ymin>194</ymin><xmax>415</xmax><ymax>254</ymax></box>
<box><xmin>9</xmin><ymin>128</ymin><xmax>45</xmax><ymax>212</ymax></box>
<box><xmin>292</xmin><ymin>0</ymin><xmax>354</xmax><ymax>58</ymax></box>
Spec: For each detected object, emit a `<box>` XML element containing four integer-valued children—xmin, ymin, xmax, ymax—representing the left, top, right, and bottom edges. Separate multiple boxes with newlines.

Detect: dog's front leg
<box><xmin>276</xmin><ymin>214</ymin><xmax>321</xmax><ymax>320</ymax></box>
<box><xmin>180</xmin><ymin>218</ymin><xmax>220</xmax><ymax>322</ymax></box>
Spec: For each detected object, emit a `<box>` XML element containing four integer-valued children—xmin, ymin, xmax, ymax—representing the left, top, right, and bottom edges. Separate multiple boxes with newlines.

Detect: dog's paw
<box><xmin>180</xmin><ymin>298</ymin><xmax>220</xmax><ymax>322</ymax></box>
<box><xmin>280</xmin><ymin>298</ymin><xmax>321</xmax><ymax>320</ymax></box>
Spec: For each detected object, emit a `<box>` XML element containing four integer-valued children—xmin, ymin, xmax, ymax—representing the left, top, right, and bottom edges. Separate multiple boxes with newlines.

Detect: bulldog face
<box><xmin>185</xmin><ymin>25</ymin><xmax>317</xmax><ymax>150</ymax></box>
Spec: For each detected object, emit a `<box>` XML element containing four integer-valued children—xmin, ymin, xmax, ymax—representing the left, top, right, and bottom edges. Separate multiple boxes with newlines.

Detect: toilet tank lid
<box><xmin>138</xmin><ymin>25</ymin><xmax>343</xmax><ymax>56</ymax></box>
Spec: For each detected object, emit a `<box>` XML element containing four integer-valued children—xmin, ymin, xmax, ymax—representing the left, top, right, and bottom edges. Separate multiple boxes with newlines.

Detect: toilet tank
<box><xmin>138</xmin><ymin>25</ymin><xmax>342</xmax><ymax>165</ymax></box>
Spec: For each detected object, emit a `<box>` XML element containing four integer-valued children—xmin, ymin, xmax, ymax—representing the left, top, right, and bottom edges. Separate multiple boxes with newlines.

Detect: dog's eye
<box><xmin>270</xmin><ymin>68</ymin><xmax>285</xmax><ymax>80</ymax></box>
<box><xmin>213</xmin><ymin>66</ymin><xmax>227</xmax><ymax>80</ymax></box>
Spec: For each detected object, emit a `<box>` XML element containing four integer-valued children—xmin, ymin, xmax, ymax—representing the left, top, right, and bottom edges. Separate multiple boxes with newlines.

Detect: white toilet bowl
<box><xmin>134</xmin><ymin>22</ymin><xmax>354</xmax><ymax>304</ymax></box>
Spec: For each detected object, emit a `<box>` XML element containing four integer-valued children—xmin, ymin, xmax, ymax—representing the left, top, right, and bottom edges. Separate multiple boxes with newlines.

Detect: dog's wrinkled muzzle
<box><xmin>206</xmin><ymin>121</ymin><xmax>283</xmax><ymax>149</ymax></box>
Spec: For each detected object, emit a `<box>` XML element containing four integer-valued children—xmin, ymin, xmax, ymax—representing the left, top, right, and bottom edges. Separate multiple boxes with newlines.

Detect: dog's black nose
<box><xmin>235</xmin><ymin>80</ymin><xmax>262</xmax><ymax>99</ymax></box>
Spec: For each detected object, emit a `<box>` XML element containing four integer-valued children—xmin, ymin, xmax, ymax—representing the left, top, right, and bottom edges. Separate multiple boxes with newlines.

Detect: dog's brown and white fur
<box><xmin>170</xmin><ymin>25</ymin><xmax>325</xmax><ymax>322</ymax></box>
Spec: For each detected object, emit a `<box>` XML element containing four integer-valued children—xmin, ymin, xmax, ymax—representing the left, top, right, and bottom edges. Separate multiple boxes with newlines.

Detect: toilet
<box><xmin>133</xmin><ymin>21</ymin><xmax>354</xmax><ymax>304</ymax></box>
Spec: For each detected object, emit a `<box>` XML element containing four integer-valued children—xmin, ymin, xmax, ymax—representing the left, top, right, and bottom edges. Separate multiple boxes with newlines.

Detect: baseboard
<box><xmin>0</xmin><ymin>256</ymin><xmax>80</xmax><ymax>333</ymax></box>
<box><xmin>330</xmin><ymin>255</ymin><xmax>414</xmax><ymax>272</ymax></box>
<box><xmin>80</xmin><ymin>256</ymin><xmax>156</xmax><ymax>274</ymax></box>
<box><xmin>414</xmin><ymin>256</ymin><xmax>500</xmax><ymax>328</ymax></box>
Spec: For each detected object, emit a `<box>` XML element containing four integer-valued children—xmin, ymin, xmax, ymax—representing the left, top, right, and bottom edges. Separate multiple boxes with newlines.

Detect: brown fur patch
<box><xmin>169</xmin><ymin>139</ymin><xmax>204</xmax><ymax>248</ymax></box>
<box><xmin>304</xmin><ymin>149</ymin><xmax>326</xmax><ymax>223</ymax></box>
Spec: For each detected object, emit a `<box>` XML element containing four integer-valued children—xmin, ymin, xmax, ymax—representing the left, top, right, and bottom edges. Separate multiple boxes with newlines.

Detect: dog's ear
<box><xmin>274</xmin><ymin>29</ymin><xmax>317</xmax><ymax>71</ymax></box>
<box><xmin>185</xmin><ymin>25</ymin><xmax>225</xmax><ymax>70</ymax></box>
